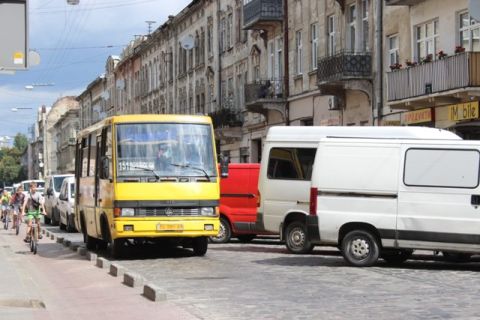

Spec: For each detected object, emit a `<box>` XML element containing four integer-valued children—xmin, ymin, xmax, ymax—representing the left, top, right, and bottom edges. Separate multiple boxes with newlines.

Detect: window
<box><xmin>328</xmin><ymin>15</ymin><xmax>336</xmax><ymax>56</ymax></box>
<box><xmin>220</xmin><ymin>17</ymin><xmax>225</xmax><ymax>52</ymax></box>
<box><xmin>388</xmin><ymin>34</ymin><xmax>399</xmax><ymax>66</ymax></box>
<box><xmin>348</xmin><ymin>4</ymin><xmax>356</xmax><ymax>51</ymax></box>
<box><xmin>207</xmin><ymin>23</ymin><xmax>213</xmax><ymax>56</ymax></box>
<box><xmin>268</xmin><ymin>41</ymin><xmax>274</xmax><ymax>79</ymax></box>
<box><xmin>276</xmin><ymin>37</ymin><xmax>283</xmax><ymax>80</ymax></box>
<box><xmin>267</xmin><ymin>148</ymin><xmax>317</xmax><ymax>180</ymax></box>
<box><xmin>81</xmin><ymin>138</ymin><xmax>89</xmax><ymax>177</ymax></box>
<box><xmin>311</xmin><ymin>23</ymin><xmax>318</xmax><ymax>70</ymax></box>
<box><xmin>296</xmin><ymin>30</ymin><xmax>303</xmax><ymax>74</ymax></box>
<box><xmin>415</xmin><ymin>20</ymin><xmax>439</xmax><ymax>61</ymax></box>
<box><xmin>459</xmin><ymin>11</ymin><xmax>480</xmax><ymax>51</ymax></box>
<box><xmin>361</xmin><ymin>0</ymin><xmax>369</xmax><ymax>51</ymax></box>
<box><xmin>404</xmin><ymin>149</ymin><xmax>480</xmax><ymax>188</ymax></box>
<box><xmin>227</xmin><ymin>13</ymin><xmax>233</xmax><ymax>49</ymax></box>
<box><xmin>301</xmin><ymin>118</ymin><xmax>313</xmax><ymax>126</ymax></box>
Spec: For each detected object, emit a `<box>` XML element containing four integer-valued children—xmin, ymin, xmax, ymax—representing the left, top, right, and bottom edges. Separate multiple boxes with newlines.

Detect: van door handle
<box><xmin>471</xmin><ymin>195</ymin><xmax>480</xmax><ymax>206</ymax></box>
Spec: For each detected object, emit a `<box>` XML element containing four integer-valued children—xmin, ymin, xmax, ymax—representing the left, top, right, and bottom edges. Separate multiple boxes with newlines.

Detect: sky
<box><xmin>0</xmin><ymin>0</ymin><xmax>191</xmax><ymax>141</ymax></box>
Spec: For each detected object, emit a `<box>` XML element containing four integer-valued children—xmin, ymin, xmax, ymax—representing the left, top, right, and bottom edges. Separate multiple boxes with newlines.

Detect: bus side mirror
<box><xmin>220</xmin><ymin>155</ymin><xmax>229</xmax><ymax>178</ymax></box>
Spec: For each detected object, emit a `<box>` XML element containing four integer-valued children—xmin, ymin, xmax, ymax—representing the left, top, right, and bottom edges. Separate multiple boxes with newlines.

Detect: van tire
<box><xmin>382</xmin><ymin>249</ymin><xmax>413</xmax><ymax>265</ymax></box>
<box><xmin>44</xmin><ymin>215</ymin><xmax>51</xmax><ymax>225</ymax></box>
<box><xmin>285</xmin><ymin>221</ymin><xmax>314</xmax><ymax>254</ymax></box>
<box><xmin>192</xmin><ymin>237</ymin><xmax>208</xmax><ymax>256</ymax></box>
<box><xmin>341</xmin><ymin>230</ymin><xmax>380</xmax><ymax>267</ymax></box>
<box><xmin>209</xmin><ymin>217</ymin><xmax>231</xmax><ymax>243</ymax></box>
<box><xmin>51</xmin><ymin>208</ymin><xmax>59</xmax><ymax>226</ymax></box>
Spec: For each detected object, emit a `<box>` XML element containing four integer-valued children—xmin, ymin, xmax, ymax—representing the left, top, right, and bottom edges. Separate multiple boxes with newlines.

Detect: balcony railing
<box><xmin>243</xmin><ymin>0</ymin><xmax>283</xmax><ymax>30</ymax></box>
<box><xmin>317</xmin><ymin>51</ymin><xmax>372</xmax><ymax>85</ymax></box>
<box><xmin>387</xmin><ymin>52</ymin><xmax>480</xmax><ymax>102</ymax></box>
<box><xmin>208</xmin><ymin>107</ymin><xmax>244</xmax><ymax>128</ymax></box>
<box><xmin>385</xmin><ymin>0</ymin><xmax>425</xmax><ymax>5</ymax></box>
<box><xmin>245</xmin><ymin>79</ymin><xmax>285</xmax><ymax>105</ymax></box>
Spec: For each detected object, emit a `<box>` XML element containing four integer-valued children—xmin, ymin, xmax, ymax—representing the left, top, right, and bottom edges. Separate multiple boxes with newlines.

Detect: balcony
<box><xmin>317</xmin><ymin>52</ymin><xmax>372</xmax><ymax>102</ymax></box>
<box><xmin>209</xmin><ymin>107</ymin><xmax>244</xmax><ymax>141</ymax></box>
<box><xmin>244</xmin><ymin>79</ymin><xmax>286</xmax><ymax>118</ymax></box>
<box><xmin>387</xmin><ymin>52</ymin><xmax>480</xmax><ymax>108</ymax></box>
<box><xmin>385</xmin><ymin>0</ymin><xmax>425</xmax><ymax>5</ymax></box>
<box><xmin>243</xmin><ymin>0</ymin><xmax>283</xmax><ymax>31</ymax></box>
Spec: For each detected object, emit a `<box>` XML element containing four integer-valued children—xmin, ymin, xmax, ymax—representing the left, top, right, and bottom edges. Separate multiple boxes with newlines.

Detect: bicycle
<box><xmin>30</xmin><ymin>219</ymin><xmax>39</xmax><ymax>254</ymax></box>
<box><xmin>12</xmin><ymin>206</ymin><xmax>20</xmax><ymax>236</ymax></box>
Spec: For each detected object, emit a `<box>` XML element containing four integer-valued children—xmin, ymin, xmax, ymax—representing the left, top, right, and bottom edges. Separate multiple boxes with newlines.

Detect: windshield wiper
<box><xmin>170</xmin><ymin>163</ymin><xmax>211</xmax><ymax>182</ymax></box>
<box><xmin>130</xmin><ymin>166</ymin><xmax>160</xmax><ymax>181</ymax></box>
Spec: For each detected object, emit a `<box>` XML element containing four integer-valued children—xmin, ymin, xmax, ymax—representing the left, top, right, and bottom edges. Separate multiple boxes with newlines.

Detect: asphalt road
<box><xmin>44</xmin><ymin>225</ymin><xmax>480</xmax><ymax>320</ymax></box>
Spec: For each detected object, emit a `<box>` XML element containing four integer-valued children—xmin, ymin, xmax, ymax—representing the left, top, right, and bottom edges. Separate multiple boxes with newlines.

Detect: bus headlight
<box><xmin>200</xmin><ymin>207</ymin><xmax>215</xmax><ymax>216</ymax></box>
<box><xmin>121</xmin><ymin>208</ymin><xmax>135</xmax><ymax>217</ymax></box>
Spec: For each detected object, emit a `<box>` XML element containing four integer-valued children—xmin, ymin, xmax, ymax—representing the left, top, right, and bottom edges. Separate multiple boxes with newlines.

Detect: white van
<box><xmin>258</xmin><ymin>126</ymin><xmax>480</xmax><ymax>266</ymax></box>
<box><xmin>44</xmin><ymin>174</ymin><xmax>74</xmax><ymax>225</ymax></box>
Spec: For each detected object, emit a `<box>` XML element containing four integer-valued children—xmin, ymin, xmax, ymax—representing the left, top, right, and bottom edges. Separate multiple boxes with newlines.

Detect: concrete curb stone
<box><xmin>96</xmin><ymin>257</ymin><xmax>110</xmax><ymax>269</ymax></box>
<box><xmin>77</xmin><ymin>247</ymin><xmax>87</xmax><ymax>256</ymax></box>
<box><xmin>143</xmin><ymin>283</ymin><xmax>167</xmax><ymax>302</ymax></box>
<box><xmin>123</xmin><ymin>272</ymin><xmax>144</xmax><ymax>288</ymax></box>
<box><xmin>86</xmin><ymin>251</ymin><xmax>97</xmax><ymax>261</ymax></box>
<box><xmin>56</xmin><ymin>237</ymin><xmax>64</xmax><ymax>244</ymax></box>
<box><xmin>63</xmin><ymin>239</ymin><xmax>72</xmax><ymax>247</ymax></box>
<box><xmin>109</xmin><ymin>263</ymin><xmax>125</xmax><ymax>277</ymax></box>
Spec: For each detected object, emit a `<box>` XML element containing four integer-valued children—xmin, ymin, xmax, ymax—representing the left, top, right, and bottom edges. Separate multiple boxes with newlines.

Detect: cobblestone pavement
<box><xmin>44</xmin><ymin>226</ymin><xmax>480</xmax><ymax>320</ymax></box>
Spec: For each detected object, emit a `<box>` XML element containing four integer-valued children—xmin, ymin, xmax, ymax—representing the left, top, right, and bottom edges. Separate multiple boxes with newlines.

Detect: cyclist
<box><xmin>22</xmin><ymin>182</ymin><xmax>45</xmax><ymax>243</ymax></box>
<box><xmin>10</xmin><ymin>186</ymin><xmax>25</xmax><ymax>231</ymax></box>
<box><xmin>1</xmin><ymin>189</ymin><xmax>11</xmax><ymax>224</ymax></box>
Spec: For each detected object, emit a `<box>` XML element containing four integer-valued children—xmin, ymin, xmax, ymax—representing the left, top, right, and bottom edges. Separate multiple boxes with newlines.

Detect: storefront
<box><xmin>402</xmin><ymin>108</ymin><xmax>435</xmax><ymax>127</ymax></box>
<box><xmin>447</xmin><ymin>101</ymin><xmax>480</xmax><ymax>140</ymax></box>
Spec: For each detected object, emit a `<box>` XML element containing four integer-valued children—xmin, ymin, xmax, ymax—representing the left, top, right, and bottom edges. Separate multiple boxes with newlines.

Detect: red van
<box><xmin>210</xmin><ymin>163</ymin><xmax>262</xmax><ymax>243</ymax></box>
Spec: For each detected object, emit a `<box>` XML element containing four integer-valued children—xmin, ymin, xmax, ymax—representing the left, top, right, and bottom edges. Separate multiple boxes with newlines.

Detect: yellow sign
<box><xmin>382</xmin><ymin>120</ymin><xmax>401</xmax><ymax>126</ymax></box>
<box><xmin>449</xmin><ymin>101</ymin><xmax>479</xmax><ymax>121</ymax></box>
<box><xmin>403</xmin><ymin>108</ymin><xmax>433</xmax><ymax>125</ymax></box>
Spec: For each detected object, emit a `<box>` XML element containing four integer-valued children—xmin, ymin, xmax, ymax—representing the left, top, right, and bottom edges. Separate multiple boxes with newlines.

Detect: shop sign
<box><xmin>448</xmin><ymin>101</ymin><xmax>479</xmax><ymax>121</ymax></box>
<box><xmin>382</xmin><ymin>120</ymin><xmax>401</xmax><ymax>126</ymax></box>
<box><xmin>403</xmin><ymin>108</ymin><xmax>433</xmax><ymax>125</ymax></box>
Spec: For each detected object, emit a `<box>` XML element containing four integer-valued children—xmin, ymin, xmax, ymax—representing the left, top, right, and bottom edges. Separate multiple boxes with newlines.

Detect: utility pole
<box><xmin>145</xmin><ymin>21</ymin><xmax>156</xmax><ymax>35</ymax></box>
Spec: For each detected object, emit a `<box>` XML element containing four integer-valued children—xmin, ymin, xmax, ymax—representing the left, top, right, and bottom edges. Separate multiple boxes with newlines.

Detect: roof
<box><xmin>266</xmin><ymin>126</ymin><xmax>462</xmax><ymax>142</ymax></box>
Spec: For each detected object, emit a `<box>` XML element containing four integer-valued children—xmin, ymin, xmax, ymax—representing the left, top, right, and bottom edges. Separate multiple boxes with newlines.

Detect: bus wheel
<box><xmin>109</xmin><ymin>238</ymin><xmax>124</xmax><ymax>259</ymax></box>
<box><xmin>192</xmin><ymin>237</ymin><xmax>208</xmax><ymax>256</ymax></box>
<box><xmin>285</xmin><ymin>221</ymin><xmax>314</xmax><ymax>254</ymax></box>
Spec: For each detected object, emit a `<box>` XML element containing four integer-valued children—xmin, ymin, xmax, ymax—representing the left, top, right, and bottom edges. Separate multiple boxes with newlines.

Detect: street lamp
<box><xmin>24</xmin><ymin>83</ymin><xmax>55</xmax><ymax>90</ymax></box>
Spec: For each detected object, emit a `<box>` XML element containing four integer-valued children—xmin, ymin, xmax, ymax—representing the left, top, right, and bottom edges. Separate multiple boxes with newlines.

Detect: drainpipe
<box><xmin>217</xmin><ymin>0</ymin><xmax>222</xmax><ymax>114</ymax></box>
<box><xmin>283</xmin><ymin>0</ymin><xmax>290</xmax><ymax>125</ymax></box>
<box><xmin>374</xmin><ymin>0</ymin><xmax>384</xmax><ymax>126</ymax></box>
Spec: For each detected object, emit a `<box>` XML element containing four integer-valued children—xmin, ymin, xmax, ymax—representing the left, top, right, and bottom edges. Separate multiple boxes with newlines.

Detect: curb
<box><xmin>47</xmin><ymin>229</ymin><xmax>168</xmax><ymax>303</ymax></box>
<box><xmin>143</xmin><ymin>283</ymin><xmax>167</xmax><ymax>301</ymax></box>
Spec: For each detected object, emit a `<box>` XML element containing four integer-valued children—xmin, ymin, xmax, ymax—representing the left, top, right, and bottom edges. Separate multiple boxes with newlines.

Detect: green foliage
<box><xmin>0</xmin><ymin>133</ymin><xmax>28</xmax><ymax>186</ymax></box>
<box><xmin>14</xmin><ymin>133</ymin><xmax>28</xmax><ymax>153</ymax></box>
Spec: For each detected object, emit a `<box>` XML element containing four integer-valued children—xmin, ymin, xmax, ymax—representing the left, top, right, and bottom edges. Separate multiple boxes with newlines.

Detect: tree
<box><xmin>0</xmin><ymin>155</ymin><xmax>22</xmax><ymax>186</ymax></box>
<box><xmin>13</xmin><ymin>133</ymin><xmax>28</xmax><ymax>153</ymax></box>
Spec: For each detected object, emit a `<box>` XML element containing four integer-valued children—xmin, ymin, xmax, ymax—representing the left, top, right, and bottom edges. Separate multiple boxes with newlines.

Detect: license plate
<box><xmin>156</xmin><ymin>223</ymin><xmax>183</xmax><ymax>231</ymax></box>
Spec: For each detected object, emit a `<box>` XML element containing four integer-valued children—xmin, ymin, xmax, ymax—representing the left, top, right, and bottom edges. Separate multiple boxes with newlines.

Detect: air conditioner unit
<box><xmin>328</xmin><ymin>96</ymin><xmax>340</xmax><ymax>110</ymax></box>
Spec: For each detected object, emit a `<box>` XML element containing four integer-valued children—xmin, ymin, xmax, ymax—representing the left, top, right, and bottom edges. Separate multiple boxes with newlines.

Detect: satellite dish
<box><xmin>28</xmin><ymin>50</ymin><xmax>41</xmax><ymax>67</ymax></box>
<box><xmin>180</xmin><ymin>34</ymin><xmax>195</xmax><ymax>50</ymax></box>
<box><xmin>469</xmin><ymin>0</ymin><xmax>480</xmax><ymax>21</ymax></box>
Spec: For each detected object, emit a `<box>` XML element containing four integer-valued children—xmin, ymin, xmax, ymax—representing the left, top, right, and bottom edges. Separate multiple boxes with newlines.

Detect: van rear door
<box><xmin>397</xmin><ymin>146</ymin><xmax>480</xmax><ymax>251</ymax></box>
<box><xmin>262</xmin><ymin>146</ymin><xmax>316</xmax><ymax>232</ymax></box>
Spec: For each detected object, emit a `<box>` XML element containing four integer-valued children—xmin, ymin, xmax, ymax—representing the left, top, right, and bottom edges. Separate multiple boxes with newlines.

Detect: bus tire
<box><xmin>109</xmin><ymin>238</ymin><xmax>124</xmax><ymax>259</ymax></box>
<box><xmin>192</xmin><ymin>237</ymin><xmax>208</xmax><ymax>256</ymax></box>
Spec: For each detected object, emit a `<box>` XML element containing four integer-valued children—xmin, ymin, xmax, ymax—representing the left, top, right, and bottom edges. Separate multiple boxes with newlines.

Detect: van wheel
<box><xmin>51</xmin><ymin>208</ymin><xmax>59</xmax><ymax>226</ymax></box>
<box><xmin>341</xmin><ymin>230</ymin><xmax>380</xmax><ymax>267</ymax></box>
<box><xmin>66</xmin><ymin>214</ymin><xmax>76</xmax><ymax>233</ymax></box>
<box><xmin>192</xmin><ymin>237</ymin><xmax>208</xmax><ymax>256</ymax></box>
<box><xmin>209</xmin><ymin>217</ymin><xmax>231</xmax><ymax>243</ymax></box>
<box><xmin>44</xmin><ymin>215</ymin><xmax>51</xmax><ymax>225</ymax></box>
<box><xmin>442</xmin><ymin>252</ymin><xmax>472</xmax><ymax>263</ymax></box>
<box><xmin>285</xmin><ymin>221</ymin><xmax>314</xmax><ymax>254</ymax></box>
<box><xmin>382</xmin><ymin>249</ymin><xmax>413</xmax><ymax>265</ymax></box>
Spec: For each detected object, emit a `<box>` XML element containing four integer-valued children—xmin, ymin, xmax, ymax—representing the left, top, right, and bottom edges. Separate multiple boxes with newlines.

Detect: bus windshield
<box><xmin>116</xmin><ymin>123</ymin><xmax>216</xmax><ymax>180</ymax></box>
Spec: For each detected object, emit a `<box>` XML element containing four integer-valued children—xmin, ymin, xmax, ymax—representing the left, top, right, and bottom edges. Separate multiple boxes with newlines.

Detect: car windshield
<box><xmin>54</xmin><ymin>177</ymin><xmax>68</xmax><ymax>192</ymax></box>
<box><xmin>116</xmin><ymin>123</ymin><xmax>216</xmax><ymax>180</ymax></box>
<box><xmin>23</xmin><ymin>181</ymin><xmax>45</xmax><ymax>191</ymax></box>
<box><xmin>70</xmin><ymin>183</ymin><xmax>75</xmax><ymax>198</ymax></box>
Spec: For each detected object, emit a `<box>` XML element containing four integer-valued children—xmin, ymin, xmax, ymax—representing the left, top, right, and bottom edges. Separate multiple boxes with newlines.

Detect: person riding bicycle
<box><xmin>22</xmin><ymin>182</ymin><xmax>45</xmax><ymax>243</ymax></box>
<box><xmin>10</xmin><ymin>186</ymin><xmax>25</xmax><ymax>230</ymax></box>
<box><xmin>1</xmin><ymin>189</ymin><xmax>11</xmax><ymax>223</ymax></box>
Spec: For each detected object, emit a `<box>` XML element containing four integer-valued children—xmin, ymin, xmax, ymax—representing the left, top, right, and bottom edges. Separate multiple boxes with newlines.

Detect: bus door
<box><xmin>94</xmin><ymin>134</ymin><xmax>103</xmax><ymax>236</ymax></box>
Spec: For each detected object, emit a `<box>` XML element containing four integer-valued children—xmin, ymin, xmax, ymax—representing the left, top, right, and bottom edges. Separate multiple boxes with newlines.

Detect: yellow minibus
<box><xmin>74</xmin><ymin>115</ymin><xmax>220</xmax><ymax>257</ymax></box>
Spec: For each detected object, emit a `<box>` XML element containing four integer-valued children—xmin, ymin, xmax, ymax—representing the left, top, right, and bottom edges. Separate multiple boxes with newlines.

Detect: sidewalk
<box><xmin>0</xmin><ymin>226</ymin><xmax>198</xmax><ymax>320</ymax></box>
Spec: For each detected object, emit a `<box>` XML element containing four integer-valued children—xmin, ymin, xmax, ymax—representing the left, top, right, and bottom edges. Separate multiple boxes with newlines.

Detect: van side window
<box><xmin>267</xmin><ymin>148</ymin><xmax>316</xmax><ymax>180</ymax></box>
<box><xmin>81</xmin><ymin>138</ymin><xmax>89</xmax><ymax>177</ymax></box>
<box><xmin>404</xmin><ymin>148</ymin><xmax>480</xmax><ymax>188</ymax></box>
<box><xmin>89</xmin><ymin>134</ymin><xmax>97</xmax><ymax>177</ymax></box>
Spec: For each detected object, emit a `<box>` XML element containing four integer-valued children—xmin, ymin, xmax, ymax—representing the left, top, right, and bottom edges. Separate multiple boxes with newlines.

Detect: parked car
<box><xmin>20</xmin><ymin>179</ymin><xmax>45</xmax><ymax>196</ymax></box>
<box><xmin>44</xmin><ymin>174</ymin><xmax>74</xmax><ymax>225</ymax></box>
<box><xmin>210</xmin><ymin>163</ymin><xmax>266</xmax><ymax>243</ymax></box>
<box><xmin>57</xmin><ymin>176</ymin><xmax>76</xmax><ymax>232</ymax></box>
<box><xmin>258</xmin><ymin>126</ymin><xmax>480</xmax><ymax>267</ymax></box>
<box><xmin>3</xmin><ymin>186</ymin><xmax>13</xmax><ymax>194</ymax></box>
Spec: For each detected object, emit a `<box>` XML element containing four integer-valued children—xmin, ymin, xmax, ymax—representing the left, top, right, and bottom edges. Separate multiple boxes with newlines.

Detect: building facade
<box><xmin>384</xmin><ymin>0</ymin><xmax>480</xmax><ymax>139</ymax></box>
<box><xmin>53</xmin><ymin>107</ymin><xmax>80</xmax><ymax>174</ymax></box>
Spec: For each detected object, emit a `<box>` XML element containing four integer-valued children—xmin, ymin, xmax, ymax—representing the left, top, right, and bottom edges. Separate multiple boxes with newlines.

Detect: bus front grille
<box><xmin>137</xmin><ymin>208</ymin><xmax>200</xmax><ymax>216</ymax></box>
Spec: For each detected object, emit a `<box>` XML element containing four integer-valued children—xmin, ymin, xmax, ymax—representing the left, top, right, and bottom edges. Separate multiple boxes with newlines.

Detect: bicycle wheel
<box><xmin>4</xmin><ymin>213</ymin><xmax>9</xmax><ymax>230</ymax></box>
<box><xmin>15</xmin><ymin>217</ymin><xmax>20</xmax><ymax>235</ymax></box>
<box><xmin>32</xmin><ymin>225</ymin><xmax>38</xmax><ymax>255</ymax></box>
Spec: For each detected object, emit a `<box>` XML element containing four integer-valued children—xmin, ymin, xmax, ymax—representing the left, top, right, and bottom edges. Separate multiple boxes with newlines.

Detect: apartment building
<box><xmin>384</xmin><ymin>0</ymin><xmax>480</xmax><ymax>139</ymax></box>
<box><xmin>53</xmin><ymin>107</ymin><xmax>80</xmax><ymax>174</ymax></box>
